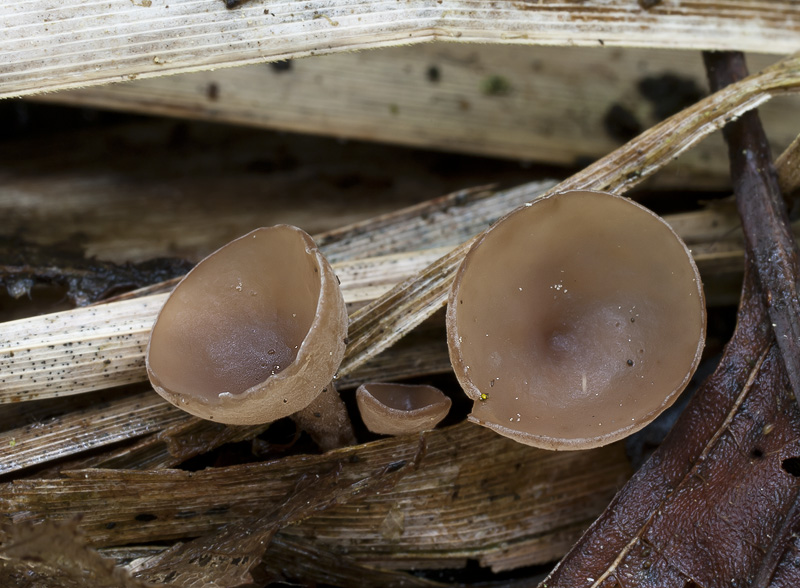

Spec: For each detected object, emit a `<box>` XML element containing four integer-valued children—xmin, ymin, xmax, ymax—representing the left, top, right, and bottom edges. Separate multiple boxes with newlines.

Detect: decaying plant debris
<box><xmin>1</xmin><ymin>49</ymin><xmax>800</xmax><ymax>587</ymax></box>
<box><xmin>0</xmin><ymin>236</ymin><xmax>192</xmax><ymax>307</ymax></box>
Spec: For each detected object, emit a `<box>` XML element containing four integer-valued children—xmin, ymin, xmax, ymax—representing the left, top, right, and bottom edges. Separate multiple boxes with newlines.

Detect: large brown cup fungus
<box><xmin>447</xmin><ymin>190</ymin><xmax>706</xmax><ymax>450</ymax></box>
<box><xmin>146</xmin><ymin>226</ymin><xmax>349</xmax><ymax>433</ymax></box>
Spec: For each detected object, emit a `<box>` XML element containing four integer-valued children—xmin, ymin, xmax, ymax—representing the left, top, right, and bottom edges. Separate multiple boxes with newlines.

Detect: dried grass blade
<box><xmin>0</xmin><ymin>390</ymin><xmax>187</xmax><ymax>477</ymax></box>
<box><xmin>1</xmin><ymin>422</ymin><xmax>629</xmax><ymax>573</ymax></box>
<box><xmin>2</xmin><ymin>0</ymin><xmax>797</xmax><ymax>99</ymax></box>
<box><xmin>1</xmin><ymin>295</ymin><xmax>166</xmax><ymax>403</ymax></box>
<box><xmin>265</xmin><ymin>533</ymin><xmax>456</xmax><ymax>587</ymax></box>
<box><xmin>316</xmin><ymin>185</ymin><xmax>539</xmax><ymax>263</ymax></box>
<box><xmin>129</xmin><ymin>453</ymin><xmax>422</xmax><ymax>587</ymax></box>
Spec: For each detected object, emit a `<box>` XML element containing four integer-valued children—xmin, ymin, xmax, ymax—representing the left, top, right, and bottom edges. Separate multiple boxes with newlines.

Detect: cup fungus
<box><xmin>447</xmin><ymin>190</ymin><xmax>706</xmax><ymax>450</ymax></box>
<box><xmin>356</xmin><ymin>382</ymin><xmax>452</xmax><ymax>435</ymax></box>
<box><xmin>146</xmin><ymin>225</ymin><xmax>350</xmax><ymax>434</ymax></box>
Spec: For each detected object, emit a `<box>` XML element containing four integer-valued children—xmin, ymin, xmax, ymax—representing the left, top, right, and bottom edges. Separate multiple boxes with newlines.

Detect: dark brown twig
<box><xmin>704</xmin><ymin>50</ymin><xmax>800</xmax><ymax>399</ymax></box>
<box><xmin>704</xmin><ymin>50</ymin><xmax>800</xmax><ymax>586</ymax></box>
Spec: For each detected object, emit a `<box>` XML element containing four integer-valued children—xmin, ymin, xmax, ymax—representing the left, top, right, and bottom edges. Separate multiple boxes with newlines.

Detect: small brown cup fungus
<box><xmin>356</xmin><ymin>382</ymin><xmax>452</xmax><ymax>435</ymax></box>
<box><xmin>146</xmin><ymin>226</ymin><xmax>349</xmax><ymax>429</ymax></box>
<box><xmin>447</xmin><ymin>190</ymin><xmax>706</xmax><ymax>450</ymax></box>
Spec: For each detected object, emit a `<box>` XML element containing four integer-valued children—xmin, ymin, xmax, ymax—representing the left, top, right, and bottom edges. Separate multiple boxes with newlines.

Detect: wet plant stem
<box><xmin>704</xmin><ymin>50</ymin><xmax>800</xmax><ymax>401</ymax></box>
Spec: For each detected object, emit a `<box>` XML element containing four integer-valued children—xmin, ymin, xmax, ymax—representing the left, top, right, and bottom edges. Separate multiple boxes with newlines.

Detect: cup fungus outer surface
<box><xmin>146</xmin><ymin>225</ymin><xmax>347</xmax><ymax>425</ymax></box>
<box><xmin>356</xmin><ymin>382</ymin><xmax>452</xmax><ymax>435</ymax></box>
<box><xmin>446</xmin><ymin>190</ymin><xmax>706</xmax><ymax>450</ymax></box>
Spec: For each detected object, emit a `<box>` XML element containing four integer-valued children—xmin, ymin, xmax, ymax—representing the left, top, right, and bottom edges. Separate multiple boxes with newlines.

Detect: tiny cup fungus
<box><xmin>356</xmin><ymin>382</ymin><xmax>452</xmax><ymax>435</ymax></box>
<box><xmin>146</xmin><ymin>225</ymin><xmax>350</xmax><ymax>435</ymax></box>
<box><xmin>447</xmin><ymin>190</ymin><xmax>706</xmax><ymax>450</ymax></box>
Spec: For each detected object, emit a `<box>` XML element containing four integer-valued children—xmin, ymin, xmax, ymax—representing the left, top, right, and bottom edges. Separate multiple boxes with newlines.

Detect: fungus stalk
<box><xmin>291</xmin><ymin>381</ymin><xmax>356</xmax><ymax>451</ymax></box>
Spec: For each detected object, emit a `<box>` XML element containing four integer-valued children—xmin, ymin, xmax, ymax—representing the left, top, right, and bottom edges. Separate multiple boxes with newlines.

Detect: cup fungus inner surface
<box><xmin>362</xmin><ymin>383</ymin><xmax>449</xmax><ymax>413</ymax></box>
<box><xmin>448</xmin><ymin>190</ymin><xmax>705</xmax><ymax>449</ymax></box>
<box><xmin>356</xmin><ymin>383</ymin><xmax>452</xmax><ymax>435</ymax></box>
<box><xmin>148</xmin><ymin>226</ymin><xmax>325</xmax><ymax>403</ymax></box>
